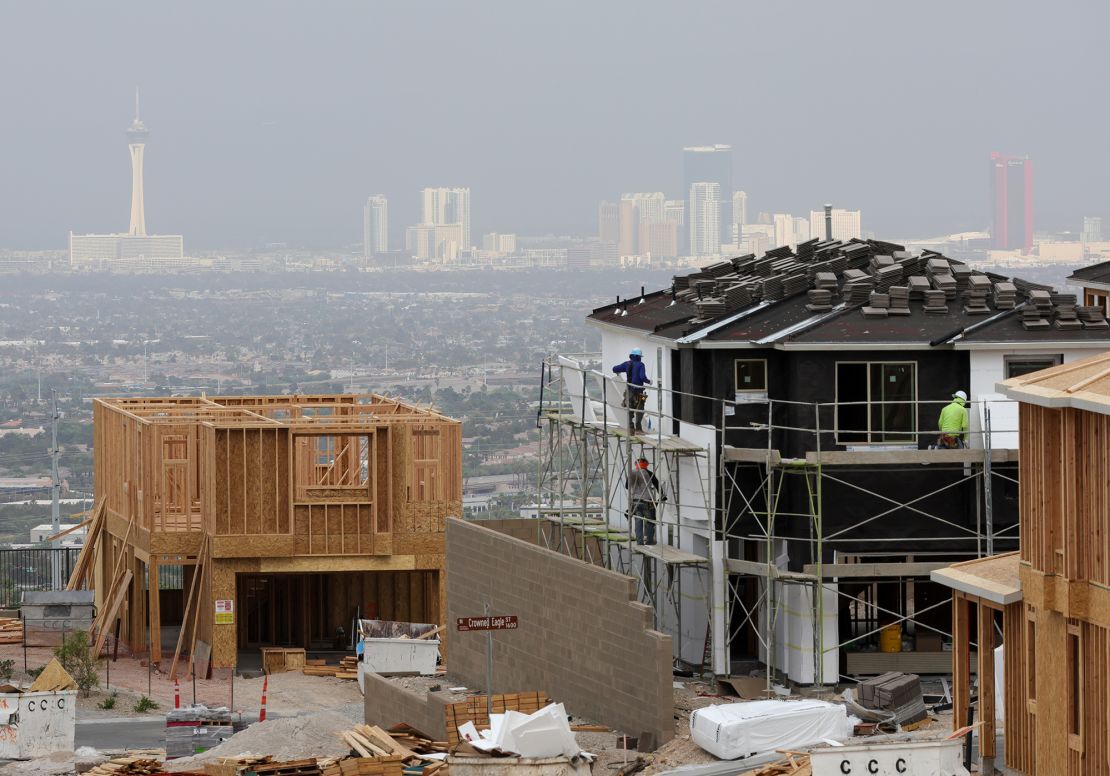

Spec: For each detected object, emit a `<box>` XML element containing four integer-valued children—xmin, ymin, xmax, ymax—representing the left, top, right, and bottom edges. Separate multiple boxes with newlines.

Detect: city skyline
<box><xmin>2</xmin><ymin>2</ymin><xmax>1107</xmax><ymax>250</ymax></box>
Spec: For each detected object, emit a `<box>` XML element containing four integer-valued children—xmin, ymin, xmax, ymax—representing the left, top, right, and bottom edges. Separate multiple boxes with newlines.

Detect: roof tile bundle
<box><xmin>992</xmin><ymin>281</ymin><xmax>1017</xmax><ymax>309</ymax></box>
<box><xmin>806</xmin><ymin>288</ymin><xmax>834</xmax><ymax>313</ymax></box>
<box><xmin>1078</xmin><ymin>306</ymin><xmax>1110</xmax><ymax>329</ymax></box>
<box><xmin>888</xmin><ymin>286</ymin><xmax>911</xmax><ymax>316</ymax></box>
<box><xmin>1052</xmin><ymin>294</ymin><xmax>1083</xmax><ymax>330</ymax></box>
<box><xmin>922</xmin><ymin>289</ymin><xmax>949</xmax><ymax>314</ymax></box>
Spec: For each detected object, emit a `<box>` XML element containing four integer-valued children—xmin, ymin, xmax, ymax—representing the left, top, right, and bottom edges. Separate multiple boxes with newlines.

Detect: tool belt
<box><xmin>621</xmin><ymin>389</ymin><xmax>647</xmax><ymax>409</ymax></box>
<box><xmin>937</xmin><ymin>433</ymin><xmax>961</xmax><ymax>449</ymax></box>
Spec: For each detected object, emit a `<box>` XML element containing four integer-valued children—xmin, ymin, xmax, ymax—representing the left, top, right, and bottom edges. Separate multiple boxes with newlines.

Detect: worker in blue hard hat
<box><xmin>613</xmin><ymin>347</ymin><xmax>651</xmax><ymax>433</ymax></box>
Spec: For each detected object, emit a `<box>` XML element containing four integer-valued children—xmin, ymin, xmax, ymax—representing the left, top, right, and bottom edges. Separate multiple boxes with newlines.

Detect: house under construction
<box><xmin>70</xmin><ymin>394</ymin><xmax>461</xmax><ymax>673</ymax></box>
<box><xmin>539</xmin><ymin>238</ymin><xmax>1110</xmax><ymax>685</ymax></box>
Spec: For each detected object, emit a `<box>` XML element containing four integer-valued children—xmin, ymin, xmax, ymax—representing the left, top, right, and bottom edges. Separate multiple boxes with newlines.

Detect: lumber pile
<box><xmin>0</xmin><ymin>617</ymin><xmax>22</xmax><ymax>645</ymax></box>
<box><xmin>856</xmin><ymin>672</ymin><xmax>928</xmax><ymax>725</ymax></box>
<box><xmin>253</xmin><ymin>759</ymin><xmax>323</xmax><ymax>776</ymax></box>
<box><xmin>338</xmin><ymin>724</ymin><xmax>447</xmax><ymax>776</ymax></box>
<box><xmin>86</xmin><ymin>753</ymin><xmax>166</xmax><ymax>776</ymax></box>
<box><xmin>740</xmin><ymin>753</ymin><xmax>811</xmax><ymax>776</ymax></box>
<box><xmin>303</xmin><ymin>655</ymin><xmax>359</xmax><ymax>680</ymax></box>
<box><xmin>205</xmin><ymin>755</ymin><xmax>275</xmax><ymax>776</ymax></box>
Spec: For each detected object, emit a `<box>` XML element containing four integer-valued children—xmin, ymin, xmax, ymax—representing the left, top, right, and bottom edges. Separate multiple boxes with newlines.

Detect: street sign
<box><xmin>456</xmin><ymin>615</ymin><xmax>518</xmax><ymax>632</ymax></box>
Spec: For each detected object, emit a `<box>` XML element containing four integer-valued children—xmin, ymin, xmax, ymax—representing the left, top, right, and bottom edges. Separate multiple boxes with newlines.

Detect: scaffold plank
<box><xmin>634</xmin><ymin>543</ymin><xmax>707</xmax><ymax>565</ymax></box>
<box><xmin>804</xmin><ymin>448</ymin><xmax>1019</xmax><ymax>465</ymax></box>
<box><xmin>722</xmin><ymin>446</ymin><xmax>782</xmax><ymax>465</ymax></box>
<box><xmin>803</xmin><ymin>561</ymin><xmax>952</xmax><ymax>578</ymax></box>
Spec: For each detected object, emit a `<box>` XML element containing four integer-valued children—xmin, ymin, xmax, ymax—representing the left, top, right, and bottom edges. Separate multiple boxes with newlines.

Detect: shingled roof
<box><xmin>591</xmin><ymin>239</ymin><xmax>1110</xmax><ymax>348</ymax></box>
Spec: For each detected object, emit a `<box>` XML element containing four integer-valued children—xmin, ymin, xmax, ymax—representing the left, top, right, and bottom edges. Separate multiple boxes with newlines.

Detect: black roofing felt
<box><xmin>1068</xmin><ymin>260</ymin><xmax>1110</xmax><ymax>284</ymax></box>
<box><xmin>587</xmin><ymin>239</ymin><xmax>1110</xmax><ymax>348</ymax></box>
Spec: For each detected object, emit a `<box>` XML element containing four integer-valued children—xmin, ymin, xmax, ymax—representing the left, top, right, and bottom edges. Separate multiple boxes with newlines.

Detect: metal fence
<box><xmin>0</xmin><ymin>548</ymin><xmax>81</xmax><ymax>608</ymax></box>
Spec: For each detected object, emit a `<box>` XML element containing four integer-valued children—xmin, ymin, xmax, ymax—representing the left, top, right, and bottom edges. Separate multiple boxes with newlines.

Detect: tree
<box><xmin>54</xmin><ymin>630</ymin><xmax>98</xmax><ymax>697</ymax></box>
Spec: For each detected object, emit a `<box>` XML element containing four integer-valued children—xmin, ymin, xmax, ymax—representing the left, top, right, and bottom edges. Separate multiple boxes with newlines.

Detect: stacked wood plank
<box><xmin>740</xmin><ymin>753</ymin><xmax>811</xmax><ymax>776</ymax></box>
<box><xmin>86</xmin><ymin>752</ymin><xmax>166</xmax><ymax>776</ymax></box>
<box><xmin>302</xmin><ymin>655</ymin><xmax>358</xmax><ymax>680</ymax></box>
<box><xmin>338</xmin><ymin>724</ymin><xmax>446</xmax><ymax>776</ymax></box>
<box><xmin>253</xmin><ymin>758</ymin><xmax>322</xmax><ymax>776</ymax></box>
<box><xmin>0</xmin><ymin>617</ymin><xmax>23</xmax><ymax>644</ymax></box>
<box><xmin>322</xmin><ymin>756</ymin><xmax>404</xmax><ymax>776</ymax></box>
<box><xmin>444</xmin><ymin>692</ymin><xmax>549</xmax><ymax>747</ymax></box>
<box><xmin>204</xmin><ymin>754</ymin><xmax>274</xmax><ymax>776</ymax></box>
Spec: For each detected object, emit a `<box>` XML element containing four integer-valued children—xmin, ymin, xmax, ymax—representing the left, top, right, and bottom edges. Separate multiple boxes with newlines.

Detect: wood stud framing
<box><xmin>79</xmin><ymin>394</ymin><xmax>461</xmax><ymax>670</ymax></box>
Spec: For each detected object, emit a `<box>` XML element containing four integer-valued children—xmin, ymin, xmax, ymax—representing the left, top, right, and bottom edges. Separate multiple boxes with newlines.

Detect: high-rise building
<box><xmin>773</xmin><ymin>213</ymin><xmax>796</xmax><ymax>249</ymax></box>
<box><xmin>808</xmin><ymin>208</ymin><xmax>862</xmax><ymax>241</ymax></box>
<box><xmin>1083</xmin><ymin>216</ymin><xmax>1103</xmax><ymax>244</ymax></box>
<box><xmin>69</xmin><ymin>92</ymin><xmax>184</xmax><ymax>270</ymax></box>
<box><xmin>793</xmin><ymin>216</ymin><xmax>810</xmax><ymax>245</ymax></box>
<box><xmin>664</xmin><ymin>200</ymin><xmax>685</xmax><ymax>227</ymax></box>
<box><xmin>689</xmin><ymin>182</ymin><xmax>721</xmax><ymax>257</ymax></box>
<box><xmin>618</xmin><ymin>199</ymin><xmax>638</xmax><ymax>256</ymax></box>
<box><xmin>639</xmin><ymin>220</ymin><xmax>679</xmax><ymax>259</ymax></box>
<box><xmin>623</xmin><ymin>192</ymin><xmax>665</xmax><ymax>224</ymax></box>
<box><xmin>598</xmin><ymin>201</ymin><xmax>620</xmax><ymax>247</ymax></box>
<box><xmin>420</xmin><ymin>187</ymin><xmax>471</xmax><ymax>249</ymax></box>
<box><xmin>127</xmin><ymin>89</ymin><xmax>148</xmax><ymax>236</ymax></box>
<box><xmin>482</xmin><ymin>233</ymin><xmax>517</xmax><ymax>254</ymax></box>
<box><xmin>989</xmin><ymin>153</ymin><xmax>1033</xmax><ymax>252</ymax></box>
<box><xmin>684</xmin><ymin>145</ymin><xmax>732</xmax><ymax>247</ymax></box>
<box><xmin>405</xmin><ymin>223</ymin><xmax>462</xmax><ymax>261</ymax></box>
<box><xmin>732</xmin><ymin>191</ymin><xmax>748</xmax><ymax>241</ymax></box>
<box><xmin>363</xmin><ymin>196</ymin><xmax>388</xmax><ymax>257</ymax></box>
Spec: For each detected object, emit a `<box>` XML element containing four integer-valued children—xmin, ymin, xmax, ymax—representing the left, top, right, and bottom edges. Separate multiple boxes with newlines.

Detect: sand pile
<box><xmin>165</xmin><ymin>708</ymin><xmax>359</xmax><ymax>771</ymax></box>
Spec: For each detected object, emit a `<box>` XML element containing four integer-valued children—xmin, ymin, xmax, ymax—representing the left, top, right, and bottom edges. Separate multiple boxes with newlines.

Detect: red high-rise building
<box><xmin>989</xmin><ymin>152</ymin><xmax>1034</xmax><ymax>252</ymax></box>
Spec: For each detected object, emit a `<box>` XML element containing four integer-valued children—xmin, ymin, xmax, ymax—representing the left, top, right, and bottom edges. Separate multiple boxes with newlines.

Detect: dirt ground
<box><xmin>0</xmin><ymin>644</ymin><xmax>364</xmax><ymax>718</ymax></box>
<box><xmin>0</xmin><ymin>643</ymin><xmax>960</xmax><ymax>775</ymax></box>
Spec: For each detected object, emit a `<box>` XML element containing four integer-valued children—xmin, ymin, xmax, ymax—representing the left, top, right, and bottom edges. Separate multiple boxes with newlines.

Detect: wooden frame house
<box><xmin>935</xmin><ymin>351</ymin><xmax>1110</xmax><ymax>775</ymax></box>
<box><xmin>71</xmin><ymin>393</ymin><xmax>461</xmax><ymax>673</ymax></box>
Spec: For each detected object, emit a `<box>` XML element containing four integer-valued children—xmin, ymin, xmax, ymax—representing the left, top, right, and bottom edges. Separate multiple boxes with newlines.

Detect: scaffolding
<box><xmin>536</xmin><ymin>354</ymin><xmax>1020</xmax><ymax>686</ymax></box>
<box><xmin>536</xmin><ymin>354</ymin><xmax>716</xmax><ymax>672</ymax></box>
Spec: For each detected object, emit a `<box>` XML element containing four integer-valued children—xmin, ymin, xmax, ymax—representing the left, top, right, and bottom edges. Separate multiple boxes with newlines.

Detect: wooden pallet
<box><xmin>444</xmin><ymin>691</ymin><xmax>549</xmax><ymax>747</ymax></box>
<box><xmin>303</xmin><ymin>654</ymin><xmax>358</xmax><ymax>680</ymax></box>
<box><xmin>322</xmin><ymin>756</ymin><xmax>404</xmax><ymax>776</ymax></box>
<box><xmin>253</xmin><ymin>758</ymin><xmax>321</xmax><ymax>776</ymax></box>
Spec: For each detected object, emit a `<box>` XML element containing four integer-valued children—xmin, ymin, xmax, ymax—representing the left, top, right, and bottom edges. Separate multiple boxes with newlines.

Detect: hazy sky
<box><xmin>2</xmin><ymin>0</ymin><xmax>1108</xmax><ymax>250</ymax></box>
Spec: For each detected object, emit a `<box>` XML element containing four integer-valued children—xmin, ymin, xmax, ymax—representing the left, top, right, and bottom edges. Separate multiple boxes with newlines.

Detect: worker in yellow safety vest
<box><xmin>937</xmin><ymin>390</ymin><xmax>969</xmax><ymax>448</ymax></box>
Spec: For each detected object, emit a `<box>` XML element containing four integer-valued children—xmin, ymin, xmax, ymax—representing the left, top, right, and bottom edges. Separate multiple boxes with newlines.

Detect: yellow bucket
<box><xmin>880</xmin><ymin>623</ymin><xmax>902</xmax><ymax>653</ymax></box>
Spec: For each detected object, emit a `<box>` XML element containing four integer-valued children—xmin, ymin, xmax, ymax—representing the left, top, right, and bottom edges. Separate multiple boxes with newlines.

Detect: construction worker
<box><xmin>613</xmin><ymin>348</ymin><xmax>651</xmax><ymax>433</ymax></box>
<box><xmin>627</xmin><ymin>457</ymin><xmax>662</xmax><ymax>545</ymax></box>
<box><xmin>937</xmin><ymin>390</ymin><xmax>969</xmax><ymax>449</ymax></box>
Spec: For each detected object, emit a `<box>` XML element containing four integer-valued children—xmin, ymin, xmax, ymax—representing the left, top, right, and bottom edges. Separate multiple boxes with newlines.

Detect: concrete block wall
<box><xmin>362</xmin><ymin>670</ymin><xmax>451</xmax><ymax>740</ymax></box>
<box><xmin>445</xmin><ymin>518</ymin><xmax>673</xmax><ymax>743</ymax></box>
<box><xmin>464</xmin><ymin>518</ymin><xmax>543</xmax><ymax>545</ymax></box>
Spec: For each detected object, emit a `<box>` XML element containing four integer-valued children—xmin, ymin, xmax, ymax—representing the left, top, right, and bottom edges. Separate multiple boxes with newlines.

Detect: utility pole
<box><xmin>50</xmin><ymin>390</ymin><xmax>63</xmax><ymax>590</ymax></box>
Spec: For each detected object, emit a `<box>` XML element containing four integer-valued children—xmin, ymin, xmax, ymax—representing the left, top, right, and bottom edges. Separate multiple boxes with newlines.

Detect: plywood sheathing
<box><xmin>83</xmin><ymin>394</ymin><xmax>460</xmax><ymax>668</ymax></box>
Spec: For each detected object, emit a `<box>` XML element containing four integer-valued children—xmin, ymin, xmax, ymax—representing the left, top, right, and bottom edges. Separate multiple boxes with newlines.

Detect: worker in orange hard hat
<box><xmin>627</xmin><ymin>456</ymin><xmax>663</xmax><ymax>545</ymax></box>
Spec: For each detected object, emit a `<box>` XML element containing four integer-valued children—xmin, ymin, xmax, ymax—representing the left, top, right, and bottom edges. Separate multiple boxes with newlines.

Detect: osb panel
<box><xmin>212</xmin><ymin>534</ymin><xmax>296</xmax><ymax>558</ymax></box>
<box><xmin>256</xmin><ymin>555</ymin><xmax>418</xmax><ymax>573</ymax></box>
<box><xmin>393</xmin><ymin>533</ymin><xmax>447</xmax><ymax>556</ymax></box>
<box><xmin>150</xmin><ymin>531</ymin><xmax>204</xmax><ymax>556</ymax></box>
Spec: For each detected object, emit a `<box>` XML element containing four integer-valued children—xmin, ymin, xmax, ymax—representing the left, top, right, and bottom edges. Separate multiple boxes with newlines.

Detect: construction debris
<box><xmin>445</xmin><ymin>692</ymin><xmax>550</xmax><ymax>747</ymax></box>
<box><xmin>166</xmin><ymin>705</ymin><xmax>236</xmax><ymax>759</ymax></box>
<box><xmin>848</xmin><ymin>672</ymin><xmax>928</xmax><ymax>726</ymax></box>
<box><xmin>739</xmin><ymin>752</ymin><xmax>811</xmax><ymax>776</ymax></box>
<box><xmin>28</xmin><ymin>657</ymin><xmax>77</xmax><ymax>692</ymax></box>
<box><xmin>86</xmin><ymin>756</ymin><xmax>165</xmax><ymax>776</ymax></box>
<box><xmin>0</xmin><ymin>617</ymin><xmax>23</xmax><ymax>644</ymax></box>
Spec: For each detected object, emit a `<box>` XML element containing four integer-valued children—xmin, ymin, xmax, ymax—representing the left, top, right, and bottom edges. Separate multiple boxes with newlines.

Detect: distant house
<box><xmin>30</xmin><ymin>523</ymin><xmax>85</xmax><ymax>545</ymax></box>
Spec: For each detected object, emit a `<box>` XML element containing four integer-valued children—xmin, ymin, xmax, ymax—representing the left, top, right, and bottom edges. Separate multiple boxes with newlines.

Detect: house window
<box><xmin>734</xmin><ymin>360</ymin><xmax>768</xmax><ymax>394</ymax></box>
<box><xmin>1005</xmin><ymin>354</ymin><xmax>1062</xmax><ymax>379</ymax></box>
<box><xmin>1067</xmin><ymin>622</ymin><xmax>1082</xmax><ymax>742</ymax></box>
<box><xmin>1026</xmin><ymin>610</ymin><xmax>1036</xmax><ymax>702</ymax></box>
<box><xmin>835</xmin><ymin>362</ymin><xmax>917</xmax><ymax>444</ymax></box>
